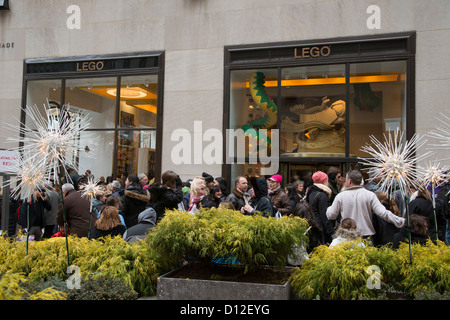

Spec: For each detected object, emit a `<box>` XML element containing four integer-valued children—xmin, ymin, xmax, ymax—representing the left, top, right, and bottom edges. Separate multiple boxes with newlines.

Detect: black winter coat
<box><xmin>408</xmin><ymin>196</ymin><xmax>446</xmax><ymax>241</ymax></box>
<box><xmin>247</xmin><ymin>177</ymin><xmax>274</xmax><ymax>217</ymax></box>
<box><xmin>120</xmin><ymin>184</ymin><xmax>150</xmax><ymax>228</ymax></box>
<box><xmin>148</xmin><ymin>183</ymin><xmax>183</xmax><ymax>220</ymax></box>
<box><xmin>306</xmin><ymin>185</ymin><xmax>334</xmax><ymax>236</ymax></box>
<box><xmin>20</xmin><ymin>196</ymin><xmax>52</xmax><ymax>228</ymax></box>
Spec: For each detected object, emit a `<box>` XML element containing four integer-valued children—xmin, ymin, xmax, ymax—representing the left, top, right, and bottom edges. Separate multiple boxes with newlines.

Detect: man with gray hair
<box><xmin>326</xmin><ymin>170</ymin><xmax>405</xmax><ymax>239</ymax></box>
<box><xmin>56</xmin><ymin>183</ymin><xmax>96</xmax><ymax>237</ymax></box>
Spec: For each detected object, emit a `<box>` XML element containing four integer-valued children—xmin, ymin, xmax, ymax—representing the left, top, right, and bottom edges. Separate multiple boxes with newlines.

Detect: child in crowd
<box><xmin>329</xmin><ymin>218</ymin><xmax>365</xmax><ymax>248</ymax></box>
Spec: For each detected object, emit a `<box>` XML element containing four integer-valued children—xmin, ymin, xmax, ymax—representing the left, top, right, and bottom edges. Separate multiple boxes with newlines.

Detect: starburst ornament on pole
<box><xmin>359</xmin><ymin>129</ymin><xmax>431</xmax><ymax>197</ymax></box>
<box><xmin>6</xmin><ymin>102</ymin><xmax>92</xmax><ymax>182</ymax></box>
<box><xmin>359</xmin><ymin>129</ymin><xmax>432</xmax><ymax>264</ymax></box>
<box><xmin>428</xmin><ymin>109</ymin><xmax>450</xmax><ymax>160</ymax></box>
<box><xmin>418</xmin><ymin>160</ymin><xmax>450</xmax><ymax>241</ymax></box>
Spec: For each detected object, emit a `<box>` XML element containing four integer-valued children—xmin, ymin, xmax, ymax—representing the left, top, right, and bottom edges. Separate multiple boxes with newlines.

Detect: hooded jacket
<box><xmin>122</xmin><ymin>206</ymin><xmax>156</xmax><ymax>242</ymax></box>
<box><xmin>121</xmin><ymin>184</ymin><xmax>150</xmax><ymax>228</ymax></box>
<box><xmin>148</xmin><ymin>183</ymin><xmax>183</xmax><ymax>221</ymax></box>
<box><xmin>246</xmin><ymin>177</ymin><xmax>274</xmax><ymax>217</ymax></box>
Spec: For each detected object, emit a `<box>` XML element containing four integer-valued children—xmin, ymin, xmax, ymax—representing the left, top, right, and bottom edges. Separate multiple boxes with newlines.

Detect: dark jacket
<box><xmin>56</xmin><ymin>189</ymin><xmax>96</xmax><ymax>237</ymax></box>
<box><xmin>121</xmin><ymin>184</ymin><xmax>150</xmax><ymax>228</ymax></box>
<box><xmin>246</xmin><ymin>177</ymin><xmax>274</xmax><ymax>217</ymax></box>
<box><xmin>89</xmin><ymin>224</ymin><xmax>126</xmax><ymax>240</ymax></box>
<box><xmin>409</xmin><ymin>196</ymin><xmax>446</xmax><ymax>241</ymax></box>
<box><xmin>392</xmin><ymin>227</ymin><xmax>429</xmax><ymax>249</ymax></box>
<box><xmin>20</xmin><ymin>196</ymin><xmax>52</xmax><ymax>228</ymax></box>
<box><xmin>225</xmin><ymin>188</ymin><xmax>249</xmax><ymax>211</ymax></box>
<box><xmin>122</xmin><ymin>207</ymin><xmax>156</xmax><ymax>242</ymax></box>
<box><xmin>148</xmin><ymin>183</ymin><xmax>183</xmax><ymax>220</ymax></box>
<box><xmin>306</xmin><ymin>185</ymin><xmax>334</xmax><ymax>236</ymax></box>
<box><xmin>268</xmin><ymin>188</ymin><xmax>292</xmax><ymax>215</ymax></box>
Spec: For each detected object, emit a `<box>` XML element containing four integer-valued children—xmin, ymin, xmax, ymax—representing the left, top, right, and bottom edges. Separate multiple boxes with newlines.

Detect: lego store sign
<box><xmin>294</xmin><ymin>45</ymin><xmax>331</xmax><ymax>59</ymax></box>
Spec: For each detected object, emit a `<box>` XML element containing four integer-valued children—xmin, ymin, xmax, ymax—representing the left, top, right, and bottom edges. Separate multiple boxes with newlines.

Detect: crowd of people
<box><xmin>1</xmin><ymin>166</ymin><xmax>448</xmax><ymax>252</ymax></box>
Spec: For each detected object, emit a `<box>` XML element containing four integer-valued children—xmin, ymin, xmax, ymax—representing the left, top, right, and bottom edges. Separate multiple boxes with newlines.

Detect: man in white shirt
<box><xmin>326</xmin><ymin>170</ymin><xmax>405</xmax><ymax>238</ymax></box>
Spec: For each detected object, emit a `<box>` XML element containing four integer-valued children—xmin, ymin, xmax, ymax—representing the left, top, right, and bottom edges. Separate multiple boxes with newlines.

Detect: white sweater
<box><xmin>326</xmin><ymin>186</ymin><xmax>405</xmax><ymax>236</ymax></box>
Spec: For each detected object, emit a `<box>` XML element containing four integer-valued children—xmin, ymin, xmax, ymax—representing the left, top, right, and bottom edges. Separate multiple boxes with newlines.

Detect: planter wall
<box><xmin>157</xmin><ymin>265</ymin><xmax>292</xmax><ymax>300</ymax></box>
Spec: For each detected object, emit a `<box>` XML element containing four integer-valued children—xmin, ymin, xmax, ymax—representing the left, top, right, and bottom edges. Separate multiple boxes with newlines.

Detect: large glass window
<box><xmin>348</xmin><ymin>61</ymin><xmax>406</xmax><ymax>157</ymax></box>
<box><xmin>229</xmin><ymin>69</ymin><xmax>278</xmax><ymax>178</ymax></box>
<box><xmin>280</xmin><ymin>65</ymin><xmax>346</xmax><ymax>157</ymax></box>
<box><xmin>24</xmin><ymin>74</ymin><xmax>160</xmax><ymax>181</ymax></box>
<box><xmin>25</xmin><ymin>79</ymin><xmax>62</xmax><ymax>129</ymax></box>
<box><xmin>65</xmin><ymin>77</ymin><xmax>117</xmax><ymax>129</ymax></box>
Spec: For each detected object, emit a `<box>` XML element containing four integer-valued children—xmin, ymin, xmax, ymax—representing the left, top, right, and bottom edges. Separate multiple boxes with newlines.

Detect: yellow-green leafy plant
<box><xmin>0</xmin><ymin>235</ymin><xmax>167</xmax><ymax>297</ymax></box>
<box><xmin>290</xmin><ymin>240</ymin><xmax>450</xmax><ymax>300</ymax></box>
<box><xmin>0</xmin><ymin>273</ymin><xmax>66</xmax><ymax>300</ymax></box>
<box><xmin>146</xmin><ymin>208</ymin><xmax>309</xmax><ymax>273</ymax></box>
<box><xmin>397</xmin><ymin>240</ymin><xmax>450</xmax><ymax>294</ymax></box>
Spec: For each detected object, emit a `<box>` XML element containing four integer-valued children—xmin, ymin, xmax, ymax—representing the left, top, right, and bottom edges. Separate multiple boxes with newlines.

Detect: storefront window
<box><xmin>348</xmin><ymin>61</ymin><xmax>406</xmax><ymax>157</ymax></box>
<box><xmin>119</xmin><ymin>75</ymin><xmax>158</xmax><ymax>129</ymax></box>
<box><xmin>23</xmin><ymin>53</ymin><xmax>163</xmax><ymax>181</ymax></box>
<box><xmin>229</xmin><ymin>69</ymin><xmax>278</xmax><ymax>178</ymax></box>
<box><xmin>79</xmin><ymin>130</ymin><xmax>114</xmax><ymax>180</ymax></box>
<box><xmin>280</xmin><ymin>65</ymin><xmax>346</xmax><ymax>157</ymax></box>
<box><xmin>25</xmin><ymin>79</ymin><xmax>62</xmax><ymax>129</ymax></box>
<box><xmin>65</xmin><ymin>77</ymin><xmax>117</xmax><ymax>129</ymax></box>
<box><xmin>116</xmin><ymin>130</ymin><xmax>156</xmax><ymax>179</ymax></box>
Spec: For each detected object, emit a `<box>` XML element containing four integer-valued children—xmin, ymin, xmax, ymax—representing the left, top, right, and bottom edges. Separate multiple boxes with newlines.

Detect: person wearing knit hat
<box><xmin>202</xmin><ymin>172</ymin><xmax>215</xmax><ymax>190</ymax></box>
<box><xmin>306</xmin><ymin>171</ymin><xmax>335</xmax><ymax>245</ymax></box>
<box><xmin>312</xmin><ymin>171</ymin><xmax>328</xmax><ymax>185</ymax></box>
<box><xmin>267</xmin><ymin>174</ymin><xmax>292</xmax><ymax>216</ymax></box>
<box><xmin>138</xmin><ymin>173</ymin><xmax>148</xmax><ymax>187</ymax></box>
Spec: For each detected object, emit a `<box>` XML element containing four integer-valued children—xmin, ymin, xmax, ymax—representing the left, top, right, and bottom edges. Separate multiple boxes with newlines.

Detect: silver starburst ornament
<box><xmin>359</xmin><ymin>129</ymin><xmax>432</xmax><ymax>196</ymax></box>
<box><xmin>10</xmin><ymin>152</ymin><xmax>51</xmax><ymax>201</ymax></box>
<box><xmin>6</xmin><ymin>102</ymin><xmax>92</xmax><ymax>182</ymax></box>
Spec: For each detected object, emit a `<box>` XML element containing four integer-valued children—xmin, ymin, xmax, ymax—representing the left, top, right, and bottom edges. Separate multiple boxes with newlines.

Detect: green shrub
<box><xmin>397</xmin><ymin>240</ymin><xmax>450</xmax><ymax>294</ymax></box>
<box><xmin>0</xmin><ymin>273</ymin><xmax>66</xmax><ymax>300</ymax></box>
<box><xmin>147</xmin><ymin>208</ymin><xmax>309</xmax><ymax>273</ymax></box>
<box><xmin>65</xmin><ymin>276</ymin><xmax>138</xmax><ymax>300</ymax></box>
<box><xmin>0</xmin><ymin>235</ymin><xmax>167</xmax><ymax>297</ymax></box>
<box><xmin>290</xmin><ymin>240</ymin><xmax>450</xmax><ymax>300</ymax></box>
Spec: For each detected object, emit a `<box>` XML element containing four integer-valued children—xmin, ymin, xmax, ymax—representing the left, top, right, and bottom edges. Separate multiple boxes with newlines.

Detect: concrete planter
<box><xmin>157</xmin><ymin>264</ymin><xmax>292</xmax><ymax>300</ymax></box>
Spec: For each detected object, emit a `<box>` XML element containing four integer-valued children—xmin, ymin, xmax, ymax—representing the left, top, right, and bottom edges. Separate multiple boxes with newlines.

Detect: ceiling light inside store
<box><xmin>106</xmin><ymin>87</ymin><xmax>148</xmax><ymax>98</ymax></box>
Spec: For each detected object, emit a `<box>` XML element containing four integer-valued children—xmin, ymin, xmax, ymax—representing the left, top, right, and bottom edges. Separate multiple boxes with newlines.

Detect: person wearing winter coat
<box><xmin>329</xmin><ymin>218</ymin><xmax>365</xmax><ymax>248</ymax></box>
<box><xmin>42</xmin><ymin>188</ymin><xmax>60</xmax><ymax>239</ymax></box>
<box><xmin>202</xmin><ymin>185</ymin><xmax>223</xmax><ymax>209</ymax></box>
<box><xmin>148</xmin><ymin>170</ymin><xmax>183</xmax><ymax>221</ymax></box>
<box><xmin>20</xmin><ymin>188</ymin><xmax>52</xmax><ymax>241</ymax></box>
<box><xmin>306</xmin><ymin>171</ymin><xmax>334</xmax><ymax>244</ymax></box>
<box><xmin>225</xmin><ymin>176</ymin><xmax>251</xmax><ymax>212</ymax></box>
<box><xmin>327</xmin><ymin>170</ymin><xmax>405</xmax><ymax>239</ymax></box>
<box><xmin>267</xmin><ymin>174</ymin><xmax>291</xmax><ymax>215</ymax></box>
<box><xmin>372</xmin><ymin>191</ymin><xmax>402</xmax><ymax>246</ymax></box>
<box><xmin>122</xmin><ymin>206</ymin><xmax>156</xmax><ymax>242</ymax></box>
<box><xmin>241</xmin><ymin>177</ymin><xmax>274</xmax><ymax>217</ymax></box>
<box><xmin>56</xmin><ymin>183</ymin><xmax>97</xmax><ymax>237</ymax></box>
<box><xmin>181</xmin><ymin>176</ymin><xmax>207</xmax><ymax>214</ymax></box>
<box><xmin>392</xmin><ymin>214</ymin><xmax>430</xmax><ymax>249</ymax></box>
<box><xmin>408</xmin><ymin>187</ymin><xmax>446</xmax><ymax>241</ymax></box>
<box><xmin>120</xmin><ymin>174</ymin><xmax>150</xmax><ymax>228</ymax></box>
<box><xmin>89</xmin><ymin>206</ymin><xmax>126</xmax><ymax>240</ymax></box>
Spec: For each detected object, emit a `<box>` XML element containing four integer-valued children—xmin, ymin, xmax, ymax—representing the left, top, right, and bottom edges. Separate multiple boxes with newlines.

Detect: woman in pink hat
<box><xmin>267</xmin><ymin>174</ymin><xmax>292</xmax><ymax>216</ymax></box>
<box><xmin>305</xmin><ymin>171</ymin><xmax>334</xmax><ymax>245</ymax></box>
